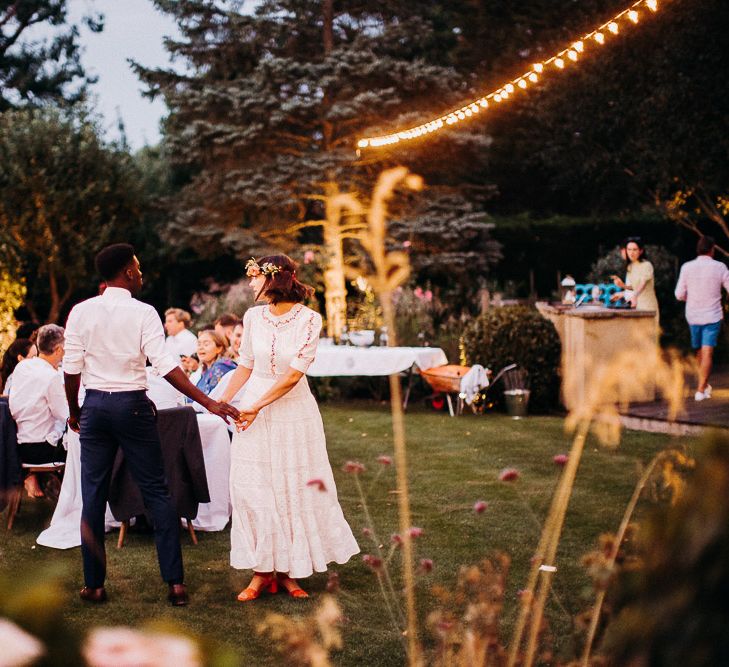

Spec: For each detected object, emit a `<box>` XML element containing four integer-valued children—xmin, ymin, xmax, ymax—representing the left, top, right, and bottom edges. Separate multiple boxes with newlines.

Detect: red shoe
<box><xmin>237</xmin><ymin>574</ymin><xmax>277</xmax><ymax>602</ymax></box>
<box><xmin>277</xmin><ymin>574</ymin><xmax>309</xmax><ymax>598</ymax></box>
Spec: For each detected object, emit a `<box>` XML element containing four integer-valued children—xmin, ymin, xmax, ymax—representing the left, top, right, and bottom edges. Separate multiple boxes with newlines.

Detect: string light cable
<box><xmin>356</xmin><ymin>0</ymin><xmax>659</xmax><ymax>150</ymax></box>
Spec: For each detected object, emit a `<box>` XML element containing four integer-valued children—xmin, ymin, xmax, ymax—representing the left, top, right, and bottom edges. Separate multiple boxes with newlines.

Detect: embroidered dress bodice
<box><xmin>239</xmin><ymin>304</ymin><xmax>320</xmax><ymax>377</ymax></box>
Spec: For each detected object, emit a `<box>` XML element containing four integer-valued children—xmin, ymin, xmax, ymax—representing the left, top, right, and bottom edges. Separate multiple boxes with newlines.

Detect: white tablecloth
<box><xmin>306</xmin><ymin>346</ymin><xmax>448</xmax><ymax>377</ymax></box>
<box><xmin>36</xmin><ymin>412</ymin><xmax>231</xmax><ymax>549</ymax></box>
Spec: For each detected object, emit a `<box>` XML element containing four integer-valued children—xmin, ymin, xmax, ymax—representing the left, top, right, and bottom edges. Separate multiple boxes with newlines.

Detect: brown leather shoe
<box><xmin>79</xmin><ymin>586</ymin><xmax>107</xmax><ymax>603</ymax></box>
<box><xmin>168</xmin><ymin>583</ymin><xmax>189</xmax><ymax>606</ymax></box>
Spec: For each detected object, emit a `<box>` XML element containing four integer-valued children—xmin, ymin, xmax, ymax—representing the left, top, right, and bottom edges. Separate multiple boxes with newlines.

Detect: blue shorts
<box><xmin>690</xmin><ymin>321</ymin><xmax>722</xmax><ymax>348</ymax></box>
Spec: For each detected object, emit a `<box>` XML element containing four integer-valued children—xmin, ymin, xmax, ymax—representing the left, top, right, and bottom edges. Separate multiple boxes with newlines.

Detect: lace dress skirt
<box><xmin>229</xmin><ymin>371</ymin><xmax>359</xmax><ymax>578</ymax></box>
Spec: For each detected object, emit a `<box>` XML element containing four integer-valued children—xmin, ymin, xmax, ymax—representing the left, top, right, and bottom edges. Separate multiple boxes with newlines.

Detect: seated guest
<box><xmin>214</xmin><ymin>313</ymin><xmax>239</xmax><ymax>353</ymax></box>
<box><xmin>1</xmin><ymin>338</ymin><xmax>37</xmax><ymax>395</ymax></box>
<box><xmin>8</xmin><ymin>324</ymin><xmax>68</xmax><ymax>497</ymax></box>
<box><xmin>231</xmin><ymin>320</ymin><xmax>244</xmax><ymax>358</ymax></box>
<box><xmin>164</xmin><ymin>308</ymin><xmax>198</xmax><ymax>358</ymax></box>
<box><xmin>195</xmin><ymin>330</ymin><xmax>237</xmax><ymax>396</ymax></box>
<box><xmin>181</xmin><ymin>352</ymin><xmax>200</xmax><ymax>377</ymax></box>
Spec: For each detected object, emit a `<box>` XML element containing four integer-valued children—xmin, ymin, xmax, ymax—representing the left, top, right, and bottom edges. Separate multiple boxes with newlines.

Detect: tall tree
<box><xmin>0</xmin><ymin>108</ymin><xmax>142</xmax><ymax>323</ymax></box>
<box><xmin>135</xmin><ymin>0</ymin><xmax>499</xmax><ymax>260</ymax></box>
<box><xmin>0</xmin><ymin>1</ymin><xmax>103</xmax><ymax>110</ymax></box>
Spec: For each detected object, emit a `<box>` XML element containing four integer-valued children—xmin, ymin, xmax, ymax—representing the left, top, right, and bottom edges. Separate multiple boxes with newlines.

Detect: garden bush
<box><xmin>461</xmin><ymin>306</ymin><xmax>561</xmax><ymax>410</ymax></box>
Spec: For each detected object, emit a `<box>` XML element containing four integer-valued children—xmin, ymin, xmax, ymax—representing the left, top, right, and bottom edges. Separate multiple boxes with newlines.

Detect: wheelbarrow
<box><xmin>420</xmin><ymin>364</ymin><xmax>473</xmax><ymax>417</ymax></box>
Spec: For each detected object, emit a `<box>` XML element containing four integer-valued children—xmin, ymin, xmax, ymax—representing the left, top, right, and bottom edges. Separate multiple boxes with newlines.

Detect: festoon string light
<box><xmin>356</xmin><ymin>0</ymin><xmax>659</xmax><ymax>151</ymax></box>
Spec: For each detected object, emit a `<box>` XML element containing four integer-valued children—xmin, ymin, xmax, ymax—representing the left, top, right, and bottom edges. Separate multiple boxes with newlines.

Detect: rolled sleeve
<box><xmin>141</xmin><ymin>307</ymin><xmax>179</xmax><ymax>377</ymax></box>
<box><xmin>62</xmin><ymin>305</ymin><xmax>85</xmax><ymax>374</ymax></box>
<box><xmin>237</xmin><ymin>309</ymin><xmax>254</xmax><ymax>369</ymax></box>
<box><xmin>290</xmin><ymin>311</ymin><xmax>322</xmax><ymax>373</ymax></box>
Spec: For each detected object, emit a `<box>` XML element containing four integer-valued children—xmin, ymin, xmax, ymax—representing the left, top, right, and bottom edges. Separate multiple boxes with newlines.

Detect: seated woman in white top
<box><xmin>1</xmin><ymin>337</ymin><xmax>36</xmax><ymax>395</ymax></box>
<box><xmin>8</xmin><ymin>324</ymin><xmax>68</xmax><ymax>497</ymax></box>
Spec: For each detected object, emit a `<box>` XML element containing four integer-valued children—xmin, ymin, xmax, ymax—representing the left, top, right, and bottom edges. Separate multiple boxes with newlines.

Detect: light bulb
<box><xmin>628</xmin><ymin>10</ymin><xmax>639</xmax><ymax>22</ymax></box>
<box><xmin>646</xmin><ymin>0</ymin><xmax>658</xmax><ymax>11</ymax></box>
<box><xmin>534</xmin><ymin>63</ymin><xmax>544</xmax><ymax>73</ymax></box>
<box><xmin>608</xmin><ymin>22</ymin><xmax>619</xmax><ymax>34</ymax></box>
<box><xmin>518</xmin><ymin>79</ymin><xmax>527</xmax><ymax>89</ymax></box>
<box><xmin>567</xmin><ymin>50</ymin><xmax>578</xmax><ymax>61</ymax></box>
<box><xmin>357</xmin><ymin>139</ymin><xmax>369</xmax><ymax>148</ymax></box>
<box><xmin>594</xmin><ymin>32</ymin><xmax>605</xmax><ymax>44</ymax></box>
<box><xmin>456</xmin><ymin>111</ymin><xmax>465</xmax><ymax>119</ymax></box>
<box><xmin>528</xmin><ymin>73</ymin><xmax>538</xmax><ymax>83</ymax></box>
<box><xmin>495</xmin><ymin>94</ymin><xmax>502</xmax><ymax>102</ymax></box>
<box><xmin>573</xmin><ymin>41</ymin><xmax>584</xmax><ymax>52</ymax></box>
<box><xmin>465</xmin><ymin>108</ymin><xmax>472</xmax><ymax>117</ymax></box>
<box><xmin>555</xmin><ymin>58</ymin><xmax>565</xmax><ymax>68</ymax></box>
<box><xmin>505</xmin><ymin>83</ymin><xmax>515</xmax><ymax>93</ymax></box>
<box><xmin>470</xmin><ymin>103</ymin><xmax>479</xmax><ymax>112</ymax></box>
<box><xmin>478</xmin><ymin>98</ymin><xmax>489</xmax><ymax>108</ymax></box>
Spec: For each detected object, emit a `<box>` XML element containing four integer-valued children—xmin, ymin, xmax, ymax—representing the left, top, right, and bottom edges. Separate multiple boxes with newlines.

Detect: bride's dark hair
<box><xmin>257</xmin><ymin>254</ymin><xmax>314</xmax><ymax>305</ymax></box>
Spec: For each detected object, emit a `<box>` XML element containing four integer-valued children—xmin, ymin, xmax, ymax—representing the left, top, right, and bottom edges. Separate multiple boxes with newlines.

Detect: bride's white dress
<box><xmin>229</xmin><ymin>304</ymin><xmax>359</xmax><ymax>578</ymax></box>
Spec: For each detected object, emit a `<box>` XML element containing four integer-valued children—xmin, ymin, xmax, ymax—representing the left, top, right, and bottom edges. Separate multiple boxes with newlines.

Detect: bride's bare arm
<box><xmin>220</xmin><ymin>365</ymin><xmax>253</xmax><ymax>403</ymax></box>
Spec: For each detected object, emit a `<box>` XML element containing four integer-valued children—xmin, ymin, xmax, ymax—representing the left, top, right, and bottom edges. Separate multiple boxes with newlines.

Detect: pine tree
<box><xmin>0</xmin><ymin>1</ymin><xmax>103</xmax><ymax>110</ymax></box>
<box><xmin>135</xmin><ymin>0</ymin><xmax>499</xmax><ymax>266</ymax></box>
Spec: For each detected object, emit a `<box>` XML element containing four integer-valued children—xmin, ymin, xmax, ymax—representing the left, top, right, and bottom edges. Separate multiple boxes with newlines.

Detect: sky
<box><xmin>67</xmin><ymin>0</ymin><xmax>182</xmax><ymax>150</ymax></box>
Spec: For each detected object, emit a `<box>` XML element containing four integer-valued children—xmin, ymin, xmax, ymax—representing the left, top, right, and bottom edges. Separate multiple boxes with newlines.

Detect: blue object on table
<box><xmin>574</xmin><ymin>283</ymin><xmax>631</xmax><ymax>308</ymax></box>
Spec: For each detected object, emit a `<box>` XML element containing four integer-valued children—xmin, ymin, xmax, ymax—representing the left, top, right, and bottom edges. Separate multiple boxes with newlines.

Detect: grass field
<box><xmin>0</xmin><ymin>402</ymin><xmax>695</xmax><ymax>665</ymax></box>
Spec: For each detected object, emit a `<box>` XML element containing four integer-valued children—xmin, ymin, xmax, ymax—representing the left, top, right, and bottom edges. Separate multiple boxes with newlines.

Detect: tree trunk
<box><xmin>322</xmin><ymin>0</ymin><xmax>333</xmax><ymax>54</ymax></box>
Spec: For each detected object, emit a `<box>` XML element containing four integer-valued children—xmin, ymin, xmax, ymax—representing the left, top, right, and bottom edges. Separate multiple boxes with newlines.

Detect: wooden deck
<box><xmin>620</xmin><ymin>368</ymin><xmax>729</xmax><ymax>435</ymax></box>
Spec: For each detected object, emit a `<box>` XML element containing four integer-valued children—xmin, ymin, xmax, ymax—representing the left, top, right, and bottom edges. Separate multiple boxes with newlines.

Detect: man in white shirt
<box><xmin>9</xmin><ymin>324</ymin><xmax>68</xmax><ymax>498</ymax></box>
<box><xmin>675</xmin><ymin>235</ymin><xmax>729</xmax><ymax>401</ymax></box>
<box><xmin>64</xmin><ymin>244</ymin><xmax>239</xmax><ymax>606</ymax></box>
<box><xmin>163</xmin><ymin>308</ymin><xmax>198</xmax><ymax>358</ymax></box>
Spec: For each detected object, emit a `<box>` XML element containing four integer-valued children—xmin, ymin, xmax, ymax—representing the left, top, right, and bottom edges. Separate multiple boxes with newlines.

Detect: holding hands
<box><xmin>236</xmin><ymin>406</ymin><xmax>260</xmax><ymax>431</ymax></box>
<box><xmin>205</xmin><ymin>398</ymin><xmax>240</xmax><ymax>424</ymax></box>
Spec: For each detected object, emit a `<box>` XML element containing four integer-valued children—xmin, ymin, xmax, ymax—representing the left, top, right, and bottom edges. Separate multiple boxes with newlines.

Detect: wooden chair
<box><xmin>6</xmin><ymin>462</ymin><xmax>65</xmax><ymax>530</ymax></box>
<box><xmin>116</xmin><ymin>517</ymin><xmax>198</xmax><ymax>549</ymax></box>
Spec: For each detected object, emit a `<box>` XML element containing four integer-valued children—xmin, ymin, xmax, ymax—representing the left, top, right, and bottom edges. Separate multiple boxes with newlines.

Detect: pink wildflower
<box><xmin>362</xmin><ymin>527</ymin><xmax>373</xmax><ymax>537</ymax></box>
<box><xmin>362</xmin><ymin>554</ymin><xmax>383</xmax><ymax>570</ymax></box>
<box><xmin>499</xmin><ymin>467</ymin><xmax>520</xmax><ymax>482</ymax></box>
<box><xmin>424</xmin><ymin>290</ymin><xmax>433</xmax><ymax>302</ymax></box>
<box><xmin>403</xmin><ymin>240</ymin><xmax>412</xmax><ymax>248</ymax></box>
<box><xmin>553</xmin><ymin>454</ymin><xmax>569</xmax><ymax>467</ymax></box>
<box><xmin>391</xmin><ymin>533</ymin><xmax>403</xmax><ymax>546</ymax></box>
<box><xmin>414</xmin><ymin>287</ymin><xmax>424</xmax><ymax>299</ymax></box>
<box><xmin>377</xmin><ymin>455</ymin><xmax>393</xmax><ymax>466</ymax></box>
<box><xmin>408</xmin><ymin>527</ymin><xmax>424</xmax><ymax>539</ymax></box>
<box><xmin>326</xmin><ymin>571</ymin><xmax>340</xmax><ymax>593</ymax></box>
<box><xmin>473</xmin><ymin>500</ymin><xmax>489</xmax><ymax>514</ymax></box>
<box><xmin>419</xmin><ymin>558</ymin><xmax>434</xmax><ymax>574</ymax></box>
<box><xmin>342</xmin><ymin>461</ymin><xmax>365</xmax><ymax>474</ymax></box>
<box><xmin>306</xmin><ymin>478</ymin><xmax>327</xmax><ymax>492</ymax></box>
<box><xmin>304</xmin><ymin>250</ymin><xmax>315</xmax><ymax>264</ymax></box>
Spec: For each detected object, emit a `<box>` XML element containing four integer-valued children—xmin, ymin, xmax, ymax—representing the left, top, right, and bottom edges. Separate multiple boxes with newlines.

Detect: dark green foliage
<box><xmin>459</xmin><ymin>0</ymin><xmax>729</xmax><ymax>217</ymax></box>
<box><xmin>0</xmin><ymin>107</ymin><xmax>141</xmax><ymax>322</ymax></box>
<box><xmin>603</xmin><ymin>432</ymin><xmax>729</xmax><ymax>666</ymax></box>
<box><xmin>461</xmin><ymin>306</ymin><xmax>561</xmax><ymax>409</ymax></box>
<box><xmin>0</xmin><ymin>1</ymin><xmax>103</xmax><ymax>110</ymax></box>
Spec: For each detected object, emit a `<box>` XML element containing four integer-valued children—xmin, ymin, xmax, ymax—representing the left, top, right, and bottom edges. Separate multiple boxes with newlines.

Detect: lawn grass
<box><xmin>0</xmin><ymin>402</ymin><xmax>696</xmax><ymax>665</ymax></box>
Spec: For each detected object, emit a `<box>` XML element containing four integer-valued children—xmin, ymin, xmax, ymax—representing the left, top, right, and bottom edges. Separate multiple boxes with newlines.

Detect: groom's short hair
<box><xmin>95</xmin><ymin>244</ymin><xmax>135</xmax><ymax>280</ymax></box>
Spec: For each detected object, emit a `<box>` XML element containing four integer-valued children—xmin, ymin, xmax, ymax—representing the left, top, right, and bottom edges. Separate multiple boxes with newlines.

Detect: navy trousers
<box><xmin>79</xmin><ymin>389</ymin><xmax>183</xmax><ymax>588</ymax></box>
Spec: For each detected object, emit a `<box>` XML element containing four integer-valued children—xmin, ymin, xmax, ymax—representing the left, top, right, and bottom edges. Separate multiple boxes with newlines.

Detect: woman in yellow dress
<box><xmin>612</xmin><ymin>237</ymin><xmax>660</xmax><ymax>337</ymax></box>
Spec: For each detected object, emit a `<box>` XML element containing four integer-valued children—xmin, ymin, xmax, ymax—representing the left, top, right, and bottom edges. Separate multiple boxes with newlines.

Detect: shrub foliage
<box><xmin>461</xmin><ymin>306</ymin><xmax>561</xmax><ymax>410</ymax></box>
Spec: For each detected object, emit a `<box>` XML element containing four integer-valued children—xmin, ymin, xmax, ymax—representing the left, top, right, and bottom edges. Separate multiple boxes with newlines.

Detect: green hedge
<box><xmin>461</xmin><ymin>306</ymin><xmax>561</xmax><ymax>410</ymax></box>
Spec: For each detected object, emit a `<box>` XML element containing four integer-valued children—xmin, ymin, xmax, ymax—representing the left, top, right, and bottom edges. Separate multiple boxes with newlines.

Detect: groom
<box><xmin>64</xmin><ymin>243</ymin><xmax>239</xmax><ymax>606</ymax></box>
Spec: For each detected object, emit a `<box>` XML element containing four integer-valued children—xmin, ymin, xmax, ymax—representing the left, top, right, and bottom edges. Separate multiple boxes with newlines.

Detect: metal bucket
<box><xmin>504</xmin><ymin>389</ymin><xmax>530</xmax><ymax>419</ymax></box>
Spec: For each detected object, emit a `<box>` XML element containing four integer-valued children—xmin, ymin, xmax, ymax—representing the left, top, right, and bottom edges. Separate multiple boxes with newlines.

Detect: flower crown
<box><xmin>245</xmin><ymin>258</ymin><xmax>281</xmax><ymax>278</ymax></box>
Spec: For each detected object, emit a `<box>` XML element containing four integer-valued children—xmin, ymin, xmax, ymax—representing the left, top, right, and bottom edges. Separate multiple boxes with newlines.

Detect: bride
<box><xmin>220</xmin><ymin>254</ymin><xmax>359</xmax><ymax>600</ymax></box>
